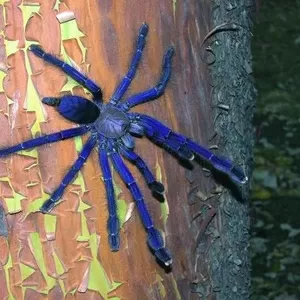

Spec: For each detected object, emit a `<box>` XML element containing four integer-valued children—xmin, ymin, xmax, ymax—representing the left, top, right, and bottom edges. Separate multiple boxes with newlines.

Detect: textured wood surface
<box><xmin>0</xmin><ymin>0</ymin><xmax>220</xmax><ymax>299</ymax></box>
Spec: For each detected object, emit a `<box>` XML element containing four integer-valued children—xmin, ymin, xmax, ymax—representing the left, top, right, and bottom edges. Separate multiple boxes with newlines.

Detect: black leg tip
<box><xmin>166</xmin><ymin>46</ymin><xmax>175</xmax><ymax>58</ymax></box>
<box><xmin>140</xmin><ymin>23</ymin><xmax>149</xmax><ymax>35</ymax></box>
<box><xmin>150</xmin><ymin>181</ymin><xmax>165</xmax><ymax>194</ymax></box>
<box><xmin>40</xmin><ymin>199</ymin><xmax>56</xmax><ymax>214</ymax></box>
<box><xmin>155</xmin><ymin>248</ymin><xmax>173</xmax><ymax>267</ymax></box>
<box><xmin>29</xmin><ymin>44</ymin><xmax>44</xmax><ymax>57</ymax></box>
<box><xmin>109</xmin><ymin>235</ymin><xmax>120</xmax><ymax>251</ymax></box>
<box><xmin>230</xmin><ymin>166</ymin><xmax>248</xmax><ymax>184</ymax></box>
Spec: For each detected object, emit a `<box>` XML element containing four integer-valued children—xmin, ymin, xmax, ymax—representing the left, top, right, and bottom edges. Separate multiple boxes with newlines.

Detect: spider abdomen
<box><xmin>43</xmin><ymin>95</ymin><xmax>101</xmax><ymax>124</ymax></box>
<box><xmin>94</xmin><ymin>105</ymin><xmax>130</xmax><ymax>138</ymax></box>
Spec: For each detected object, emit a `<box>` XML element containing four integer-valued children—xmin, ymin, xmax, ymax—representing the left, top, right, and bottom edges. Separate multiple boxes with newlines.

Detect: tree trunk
<box><xmin>0</xmin><ymin>0</ymin><xmax>254</xmax><ymax>299</ymax></box>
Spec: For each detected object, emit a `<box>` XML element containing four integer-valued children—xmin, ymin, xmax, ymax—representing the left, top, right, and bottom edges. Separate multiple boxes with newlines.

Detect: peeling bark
<box><xmin>0</xmin><ymin>0</ymin><xmax>254</xmax><ymax>299</ymax></box>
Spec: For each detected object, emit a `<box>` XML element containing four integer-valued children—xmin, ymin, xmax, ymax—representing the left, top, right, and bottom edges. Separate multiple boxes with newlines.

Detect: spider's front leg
<box><xmin>29</xmin><ymin>45</ymin><xmax>102</xmax><ymax>100</ymax></box>
<box><xmin>120</xmin><ymin>46</ymin><xmax>174</xmax><ymax>112</ymax></box>
<box><xmin>110</xmin><ymin>23</ymin><xmax>149</xmax><ymax>105</ymax></box>
<box><xmin>110</xmin><ymin>151</ymin><xmax>172</xmax><ymax>266</ymax></box>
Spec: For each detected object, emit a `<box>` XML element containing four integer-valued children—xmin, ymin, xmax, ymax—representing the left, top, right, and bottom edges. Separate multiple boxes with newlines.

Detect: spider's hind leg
<box><xmin>110</xmin><ymin>151</ymin><xmax>172</xmax><ymax>266</ymax></box>
<box><xmin>136</xmin><ymin>114</ymin><xmax>248</xmax><ymax>184</ymax></box>
<box><xmin>120</xmin><ymin>46</ymin><xmax>174</xmax><ymax>112</ymax></box>
<box><xmin>98</xmin><ymin>148</ymin><xmax>120</xmax><ymax>251</ymax></box>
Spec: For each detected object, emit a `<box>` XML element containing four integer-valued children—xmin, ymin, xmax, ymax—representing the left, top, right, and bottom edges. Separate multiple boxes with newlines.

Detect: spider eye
<box><xmin>42</xmin><ymin>95</ymin><xmax>100</xmax><ymax>124</ymax></box>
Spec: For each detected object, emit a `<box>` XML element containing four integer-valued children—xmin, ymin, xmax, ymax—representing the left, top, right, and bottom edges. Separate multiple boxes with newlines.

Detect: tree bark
<box><xmin>205</xmin><ymin>1</ymin><xmax>255</xmax><ymax>299</ymax></box>
<box><xmin>0</xmin><ymin>0</ymin><xmax>254</xmax><ymax>299</ymax></box>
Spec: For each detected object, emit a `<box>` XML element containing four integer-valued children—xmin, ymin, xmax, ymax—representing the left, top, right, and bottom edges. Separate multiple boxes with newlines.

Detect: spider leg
<box><xmin>110</xmin><ymin>151</ymin><xmax>172</xmax><ymax>266</ymax></box>
<box><xmin>29</xmin><ymin>45</ymin><xmax>102</xmax><ymax>100</ymax></box>
<box><xmin>136</xmin><ymin>114</ymin><xmax>248</xmax><ymax>184</ymax></box>
<box><xmin>119</xmin><ymin>144</ymin><xmax>165</xmax><ymax>194</ymax></box>
<box><xmin>120</xmin><ymin>46</ymin><xmax>174</xmax><ymax>112</ymax></box>
<box><xmin>98</xmin><ymin>148</ymin><xmax>120</xmax><ymax>251</ymax></box>
<box><xmin>0</xmin><ymin>127</ymin><xmax>88</xmax><ymax>156</ymax></box>
<box><xmin>135</xmin><ymin>114</ymin><xmax>194</xmax><ymax>161</ymax></box>
<box><xmin>110</xmin><ymin>23</ymin><xmax>149</xmax><ymax>105</ymax></box>
<box><xmin>40</xmin><ymin>136</ymin><xmax>96</xmax><ymax>213</ymax></box>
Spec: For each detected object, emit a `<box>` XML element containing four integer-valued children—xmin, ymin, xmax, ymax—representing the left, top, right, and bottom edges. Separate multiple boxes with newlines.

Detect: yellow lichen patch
<box><xmin>155</xmin><ymin>274</ymin><xmax>166</xmax><ymax>299</ymax></box>
<box><xmin>0</xmin><ymin>177</ymin><xmax>25</xmax><ymax>213</ymax></box>
<box><xmin>60</xmin><ymin>17</ymin><xmax>87</xmax><ymax>66</ymax></box>
<box><xmin>0</xmin><ymin>70</ymin><xmax>6</xmax><ymax>92</ymax></box>
<box><xmin>73</xmin><ymin>135</ymin><xmax>83</xmax><ymax>152</ymax></box>
<box><xmin>116</xmin><ymin>198</ymin><xmax>128</xmax><ymax>226</ymax></box>
<box><xmin>112</xmin><ymin>178</ymin><xmax>122</xmax><ymax>199</ymax></box>
<box><xmin>20</xmin><ymin>2</ymin><xmax>40</xmax><ymax>27</ymax></box>
<box><xmin>170</xmin><ymin>273</ymin><xmax>182</xmax><ymax>300</ymax></box>
<box><xmin>60</xmin><ymin>47</ymin><xmax>82</xmax><ymax>92</ymax></box>
<box><xmin>19</xmin><ymin>148</ymin><xmax>39</xmax><ymax>158</ymax></box>
<box><xmin>3</xmin><ymin>253</ymin><xmax>14</xmax><ymax>299</ymax></box>
<box><xmin>76</xmin><ymin>200</ymin><xmax>92</xmax><ymax>242</ymax></box>
<box><xmin>4</xmin><ymin>192</ymin><xmax>24</xmax><ymax>213</ymax></box>
<box><xmin>53</xmin><ymin>0</ymin><xmax>62</xmax><ymax>11</ymax></box>
<box><xmin>19</xmin><ymin>262</ymin><xmax>35</xmax><ymax>281</ymax></box>
<box><xmin>60</xmin><ymin>19</ymin><xmax>84</xmax><ymax>41</ymax></box>
<box><xmin>113</xmin><ymin>179</ymin><xmax>129</xmax><ymax>228</ymax></box>
<box><xmin>72</xmin><ymin>170</ymin><xmax>85</xmax><ymax>189</ymax></box>
<box><xmin>172</xmin><ymin>0</ymin><xmax>177</xmax><ymax>20</ymax></box>
<box><xmin>28</xmin><ymin>232</ymin><xmax>56</xmax><ymax>293</ymax></box>
<box><xmin>52</xmin><ymin>248</ymin><xmax>65</xmax><ymax>277</ymax></box>
<box><xmin>22</xmin><ymin>3</ymin><xmax>44</xmax><ymax>136</ymax></box>
<box><xmin>44</xmin><ymin>214</ymin><xmax>57</xmax><ymax>241</ymax></box>
<box><xmin>58</xmin><ymin>279</ymin><xmax>67</xmax><ymax>297</ymax></box>
<box><xmin>156</xmin><ymin>162</ymin><xmax>169</xmax><ymax>226</ymax></box>
<box><xmin>4</xmin><ymin>40</ymin><xmax>18</xmax><ymax>57</ymax></box>
<box><xmin>25</xmin><ymin>190</ymin><xmax>51</xmax><ymax>217</ymax></box>
<box><xmin>24</xmin><ymin>43</ymin><xmax>46</xmax><ymax>133</ymax></box>
<box><xmin>87</xmin><ymin>233</ymin><xmax>122</xmax><ymax>298</ymax></box>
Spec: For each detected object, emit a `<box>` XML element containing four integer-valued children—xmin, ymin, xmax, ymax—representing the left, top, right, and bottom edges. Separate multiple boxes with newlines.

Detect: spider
<box><xmin>0</xmin><ymin>23</ymin><xmax>247</xmax><ymax>267</ymax></box>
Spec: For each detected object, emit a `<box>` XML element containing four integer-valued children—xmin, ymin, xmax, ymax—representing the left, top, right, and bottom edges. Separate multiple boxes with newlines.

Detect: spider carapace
<box><xmin>0</xmin><ymin>23</ymin><xmax>247</xmax><ymax>267</ymax></box>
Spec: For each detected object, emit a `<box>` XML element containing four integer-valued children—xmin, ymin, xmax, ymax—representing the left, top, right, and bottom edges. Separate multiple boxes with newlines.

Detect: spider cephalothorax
<box><xmin>0</xmin><ymin>23</ymin><xmax>247</xmax><ymax>267</ymax></box>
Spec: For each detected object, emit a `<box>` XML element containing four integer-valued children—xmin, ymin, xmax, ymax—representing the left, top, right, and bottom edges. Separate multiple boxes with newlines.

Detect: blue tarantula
<box><xmin>0</xmin><ymin>24</ymin><xmax>247</xmax><ymax>266</ymax></box>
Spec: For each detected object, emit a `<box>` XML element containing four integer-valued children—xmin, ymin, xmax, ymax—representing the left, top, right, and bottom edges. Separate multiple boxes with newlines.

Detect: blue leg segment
<box><xmin>110</xmin><ymin>23</ymin><xmax>149</xmax><ymax>105</ymax></box>
<box><xmin>187</xmin><ymin>140</ymin><xmax>248</xmax><ymax>183</ymax></box>
<box><xmin>0</xmin><ymin>127</ymin><xmax>88</xmax><ymax>156</ymax></box>
<box><xmin>99</xmin><ymin>148</ymin><xmax>120</xmax><ymax>251</ymax></box>
<box><xmin>110</xmin><ymin>151</ymin><xmax>172</xmax><ymax>266</ymax></box>
<box><xmin>40</xmin><ymin>136</ymin><xmax>96</xmax><ymax>213</ymax></box>
<box><xmin>120</xmin><ymin>46</ymin><xmax>174</xmax><ymax>111</ymax></box>
<box><xmin>136</xmin><ymin>114</ymin><xmax>248</xmax><ymax>184</ymax></box>
<box><xmin>29</xmin><ymin>45</ymin><xmax>102</xmax><ymax>99</ymax></box>
<box><xmin>136</xmin><ymin>114</ymin><xmax>194</xmax><ymax>161</ymax></box>
<box><xmin>119</xmin><ymin>144</ymin><xmax>165</xmax><ymax>194</ymax></box>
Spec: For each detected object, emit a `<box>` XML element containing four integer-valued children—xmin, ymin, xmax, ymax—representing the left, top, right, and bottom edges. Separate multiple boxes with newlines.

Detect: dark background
<box><xmin>251</xmin><ymin>0</ymin><xmax>300</xmax><ymax>299</ymax></box>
